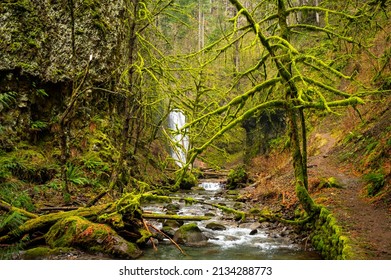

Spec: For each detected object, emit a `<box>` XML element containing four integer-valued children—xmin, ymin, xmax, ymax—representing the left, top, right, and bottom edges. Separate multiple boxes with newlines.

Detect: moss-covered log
<box><xmin>0</xmin><ymin>200</ymin><xmax>38</xmax><ymax>219</ymax></box>
<box><xmin>142</xmin><ymin>213</ymin><xmax>211</xmax><ymax>221</ymax></box>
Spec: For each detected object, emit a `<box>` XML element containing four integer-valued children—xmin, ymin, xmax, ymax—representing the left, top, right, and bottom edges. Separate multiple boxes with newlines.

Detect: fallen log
<box><xmin>0</xmin><ymin>200</ymin><xmax>38</xmax><ymax>219</ymax></box>
<box><xmin>0</xmin><ymin>203</ymin><xmax>112</xmax><ymax>244</ymax></box>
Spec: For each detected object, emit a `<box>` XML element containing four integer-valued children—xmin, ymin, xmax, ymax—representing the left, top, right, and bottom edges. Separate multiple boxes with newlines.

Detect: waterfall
<box><xmin>168</xmin><ymin>110</ymin><xmax>189</xmax><ymax>167</ymax></box>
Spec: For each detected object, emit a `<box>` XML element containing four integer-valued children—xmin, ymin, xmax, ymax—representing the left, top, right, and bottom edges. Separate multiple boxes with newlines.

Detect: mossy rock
<box><xmin>21</xmin><ymin>247</ymin><xmax>74</xmax><ymax>260</ymax></box>
<box><xmin>173</xmin><ymin>223</ymin><xmax>208</xmax><ymax>246</ymax></box>
<box><xmin>205</xmin><ymin>222</ymin><xmax>227</xmax><ymax>231</ymax></box>
<box><xmin>45</xmin><ymin>216</ymin><xmax>142</xmax><ymax>259</ymax></box>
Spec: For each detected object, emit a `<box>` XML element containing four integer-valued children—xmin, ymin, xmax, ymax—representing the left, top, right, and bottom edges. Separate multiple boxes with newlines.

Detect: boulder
<box><xmin>205</xmin><ymin>222</ymin><xmax>227</xmax><ymax>231</ymax></box>
<box><xmin>173</xmin><ymin>223</ymin><xmax>208</xmax><ymax>247</ymax></box>
<box><xmin>45</xmin><ymin>216</ymin><xmax>142</xmax><ymax>259</ymax></box>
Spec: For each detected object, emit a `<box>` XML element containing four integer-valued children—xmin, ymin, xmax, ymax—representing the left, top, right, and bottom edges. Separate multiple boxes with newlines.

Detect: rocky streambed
<box><xmin>139</xmin><ymin>180</ymin><xmax>321</xmax><ymax>260</ymax></box>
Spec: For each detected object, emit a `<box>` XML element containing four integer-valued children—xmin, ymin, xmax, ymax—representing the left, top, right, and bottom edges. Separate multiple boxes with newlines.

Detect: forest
<box><xmin>0</xmin><ymin>0</ymin><xmax>390</xmax><ymax>260</ymax></box>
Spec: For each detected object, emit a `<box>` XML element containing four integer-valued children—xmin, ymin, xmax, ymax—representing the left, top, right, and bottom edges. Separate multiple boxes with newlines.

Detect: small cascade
<box><xmin>168</xmin><ymin>110</ymin><xmax>189</xmax><ymax>167</ymax></box>
<box><xmin>199</xmin><ymin>181</ymin><xmax>222</xmax><ymax>191</ymax></box>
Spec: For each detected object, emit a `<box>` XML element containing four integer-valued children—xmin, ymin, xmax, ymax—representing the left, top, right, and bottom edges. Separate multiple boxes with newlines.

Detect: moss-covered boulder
<box><xmin>45</xmin><ymin>216</ymin><xmax>142</xmax><ymax>259</ymax></box>
<box><xmin>173</xmin><ymin>223</ymin><xmax>208</xmax><ymax>247</ymax></box>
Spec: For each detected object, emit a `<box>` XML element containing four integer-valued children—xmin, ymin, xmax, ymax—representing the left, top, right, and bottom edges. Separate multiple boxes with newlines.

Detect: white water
<box><xmin>140</xmin><ymin>181</ymin><xmax>321</xmax><ymax>260</ymax></box>
<box><xmin>168</xmin><ymin>110</ymin><xmax>189</xmax><ymax>167</ymax></box>
<box><xmin>199</xmin><ymin>181</ymin><xmax>222</xmax><ymax>191</ymax></box>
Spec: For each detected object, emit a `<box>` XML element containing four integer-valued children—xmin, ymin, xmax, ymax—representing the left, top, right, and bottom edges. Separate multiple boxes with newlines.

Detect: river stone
<box><xmin>205</xmin><ymin>212</ymin><xmax>216</xmax><ymax>217</ymax></box>
<box><xmin>249</xmin><ymin>229</ymin><xmax>258</xmax><ymax>235</ymax></box>
<box><xmin>173</xmin><ymin>223</ymin><xmax>208</xmax><ymax>247</ymax></box>
<box><xmin>250</xmin><ymin>222</ymin><xmax>262</xmax><ymax>230</ymax></box>
<box><xmin>205</xmin><ymin>222</ymin><xmax>227</xmax><ymax>231</ymax></box>
<box><xmin>161</xmin><ymin>226</ymin><xmax>176</xmax><ymax>238</ymax></box>
<box><xmin>163</xmin><ymin>220</ymin><xmax>183</xmax><ymax>228</ymax></box>
<box><xmin>164</xmin><ymin>203</ymin><xmax>181</xmax><ymax>212</ymax></box>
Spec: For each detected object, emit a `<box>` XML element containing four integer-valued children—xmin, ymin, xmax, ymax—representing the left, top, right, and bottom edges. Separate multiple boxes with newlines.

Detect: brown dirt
<box><xmin>307</xmin><ymin>132</ymin><xmax>391</xmax><ymax>259</ymax></box>
<box><xmin>248</xmin><ymin>109</ymin><xmax>391</xmax><ymax>259</ymax></box>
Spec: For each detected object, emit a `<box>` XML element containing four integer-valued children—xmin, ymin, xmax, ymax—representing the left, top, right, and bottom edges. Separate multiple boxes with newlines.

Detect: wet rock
<box><xmin>205</xmin><ymin>222</ymin><xmax>227</xmax><ymax>231</ymax></box>
<box><xmin>164</xmin><ymin>203</ymin><xmax>181</xmax><ymax>212</ymax></box>
<box><xmin>205</xmin><ymin>212</ymin><xmax>216</xmax><ymax>217</ymax></box>
<box><xmin>161</xmin><ymin>226</ymin><xmax>176</xmax><ymax>238</ymax></box>
<box><xmin>238</xmin><ymin>223</ymin><xmax>251</xmax><ymax>228</ymax></box>
<box><xmin>163</xmin><ymin>220</ymin><xmax>183</xmax><ymax>228</ymax></box>
<box><xmin>233</xmin><ymin>202</ymin><xmax>245</xmax><ymax>209</ymax></box>
<box><xmin>250</xmin><ymin>222</ymin><xmax>261</xmax><ymax>230</ymax></box>
<box><xmin>173</xmin><ymin>223</ymin><xmax>208</xmax><ymax>247</ymax></box>
<box><xmin>258</xmin><ymin>222</ymin><xmax>271</xmax><ymax>229</ymax></box>
<box><xmin>249</xmin><ymin>229</ymin><xmax>258</xmax><ymax>235</ymax></box>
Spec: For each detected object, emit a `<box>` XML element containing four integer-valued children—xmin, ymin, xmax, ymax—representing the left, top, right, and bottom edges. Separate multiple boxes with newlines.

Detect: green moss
<box><xmin>177</xmin><ymin>223</ymin><xmax>198</xmax><ymax>233</ymax></box>
<box><xmin>22</xmin><ymin>247</ymin><xmax>74</xmax><ymax>260</ymax></box>
<box><xmin>136</xmin><ymin>228</ymin><xmax>153</xmax><ymax>244</ymax></box>
<box><xmin>141</xmin><ymin>193</ymin><xmax>172</xmax><ymax>204</ymax></box>
<box><xmin>226</xmin><ymin>165</ymin><xmax>248</xmax><ymax>189</ymax></box>
<box><xmin>45</xmin><ymin>215</ymin><xmax>142</xmax><ymax>258</ymax></box>
<box><xmin>296</xmin><ymin>181</ymin><xmax>320</xmax><ymax>215</ymax></box>
<box><xmin>178</xmin><ymin>172</ymin><xmax>197</xmax><ymax>190</ymax></box>
<box><xmin>310</xmin><ymin>206</ymin><xmax>351</xmax><ymax>260</ymax></box>
<box><xmin>319</xmin><ymin>177</ymin><xmax>343</xmax><ymax>189</ymax></box>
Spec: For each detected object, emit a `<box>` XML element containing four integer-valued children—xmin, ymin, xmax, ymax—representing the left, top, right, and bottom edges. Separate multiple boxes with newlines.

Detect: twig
<box><xmin>148</xmin><ymin>223</ymin><xmax>187</xmax><ymax>256</ymax></box>
<box><xmin>142</xmin><ymin>219</ymin><xmax>157</xmax><ymax>251</ymax></box>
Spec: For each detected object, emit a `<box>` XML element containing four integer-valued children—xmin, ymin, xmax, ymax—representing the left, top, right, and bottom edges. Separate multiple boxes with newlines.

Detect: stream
<box><xmin>140</xmin><ymin>180</ymin><xmax>321</xmax><ymax>260</ymax></box>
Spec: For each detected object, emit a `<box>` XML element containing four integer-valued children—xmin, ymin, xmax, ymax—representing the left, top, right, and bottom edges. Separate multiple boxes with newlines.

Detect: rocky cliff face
<box><xmin>0</xmin><ymin>0</ymin><xmax>127</xmax><ymax>149</ymax></box>
<box><xmin>0</xmin><ymin>0</ymin><xmax>125</xmax><ymax>82</ymax></box>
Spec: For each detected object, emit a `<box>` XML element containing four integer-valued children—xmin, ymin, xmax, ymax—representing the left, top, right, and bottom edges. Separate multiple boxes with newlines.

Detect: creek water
<box><xmin>140</xmin><ymin>181</ymin><xmax>321</xmax><ymax>260</ymax></box>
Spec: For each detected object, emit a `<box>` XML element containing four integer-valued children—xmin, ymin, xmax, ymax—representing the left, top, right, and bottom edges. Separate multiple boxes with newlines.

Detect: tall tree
<box><xmin>178</xmin><ymin>0</ymin><xmax>382</xmax><ymax>217</ymax></box>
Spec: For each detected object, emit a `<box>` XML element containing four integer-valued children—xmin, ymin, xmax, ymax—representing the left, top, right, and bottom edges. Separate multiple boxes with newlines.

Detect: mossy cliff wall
<box><xmin>0</xmin><ymin>0</ymin><xmax>126</xmax><ymax>82</ymax></box>
<box><xmin>310</xmin><ymin>207</ymin><xmax>352</xmax><ymax>260</ymax></box>
<box><xmin>0</xmin><ymin>0</ymin><xmax>128</xmax><ymax>150</ymax></box>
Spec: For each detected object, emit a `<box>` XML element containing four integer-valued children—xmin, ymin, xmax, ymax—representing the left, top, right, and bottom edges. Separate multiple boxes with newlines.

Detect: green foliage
<box><xmin>35</xmin><ymin>88</ymin><xmax>48</xmax><ymax>97</ymax></box>
<box><xmin>81</xmin><ymin>153</ymin><xmax>110</xmax><ymax>173</ymax></box>
<box><xmin>318</xmin><ymin>177</ymin><xmax>343</xmax><ymax>189</ymax></box>
<box><xmin>0</xmin><ymin>148</ymin><xmax>57</xmax><ymax>184</ymax></box>
<box><xmin>364</xmin><ymin>172</ymin><xmax>386</xmax><ymax>197</ymax></box>
<box><xmin>66</xmin><ymin>163</ymin><xmax>90</xmax><ymax>186</ymax></box>
<box><xmin>30</xmin><ymin>120</ymin><xmax>48</xmax><ymax>130</ymax></box>
<box><xmin>0</xmin><ymin>181</ymin><xmax>35</xmax><ymax>211</ymax></box>
<box><xmin>226</xmin><ymin>165</ymin><xmax>249</xmax><ymax>190</ymax></box>
<box><xmin>0</xmin><ymin>91</ymin><xmax>17</xmax><ymax>110</ymax></box>
<box><xmin>0</xmin><ymin>211</ymin><xmax>28</xmax><ymax>236</ymax></box>
<box><xmin>177</xmin><ymin>172</ymin><xmax>197</xmax><ymax>190</ymax></box>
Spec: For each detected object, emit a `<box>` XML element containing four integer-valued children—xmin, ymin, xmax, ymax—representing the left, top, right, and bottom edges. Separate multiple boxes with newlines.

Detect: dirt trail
<box><xmin>308</xmin><ymin>133</ymin><xmax>391</xmax><ymax>259</ymax></box>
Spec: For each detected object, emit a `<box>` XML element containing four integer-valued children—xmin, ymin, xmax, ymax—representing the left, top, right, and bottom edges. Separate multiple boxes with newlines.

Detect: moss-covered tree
<box><xmin>175</xmin><ymin>0</ymin><xmax>385</xmax><ymax>217</ymax></box>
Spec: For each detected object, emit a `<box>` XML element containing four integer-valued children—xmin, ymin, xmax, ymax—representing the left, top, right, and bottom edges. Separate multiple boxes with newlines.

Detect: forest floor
<box><xmin>248</xmin><ymin>103</ymin><xmax>391</xmax><ymax>260</ymax></box>
<box><xmin>307</xmin><ymin>132</ymin><xmax>391</xmax><ymax>259</ymax></box>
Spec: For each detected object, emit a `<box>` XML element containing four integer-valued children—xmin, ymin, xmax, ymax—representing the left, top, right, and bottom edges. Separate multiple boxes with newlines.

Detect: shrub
<box><xmin>364</xmin><ymin>172</ymin><xmax>385</xmax><ymax>197</ymax></box>
<box><xmin>226</xmin><ymin>165</ymin><xmax>249</xmax><ymax>190</ymax></box>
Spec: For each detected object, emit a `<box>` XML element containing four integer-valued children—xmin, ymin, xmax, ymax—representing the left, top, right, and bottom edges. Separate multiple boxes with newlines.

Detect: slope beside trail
<box><xmin>307</xmin><ymin>132</ymin><xmax>391</xmax><ymax>259</ymax></box>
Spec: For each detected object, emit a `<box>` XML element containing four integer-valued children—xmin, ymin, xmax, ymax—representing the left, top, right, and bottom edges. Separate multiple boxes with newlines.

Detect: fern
<box><xmin>30</xmin><ymin>120</ymin><xmax>48</xmax><ymax>130</ymax></box>
<box><xmin>66</xmin><ymin>163</ymin><xmax>90</xmax><ymax>185</ymax></box>
<box><xmin>0</xmin><ymin>91</ymin><xmax>17</xmax><ymax>110</ymax></box>
<box><xmin>0</xmin><ymin>211</ymin><xmax>28</xmax><ymax>236</ymax></box>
